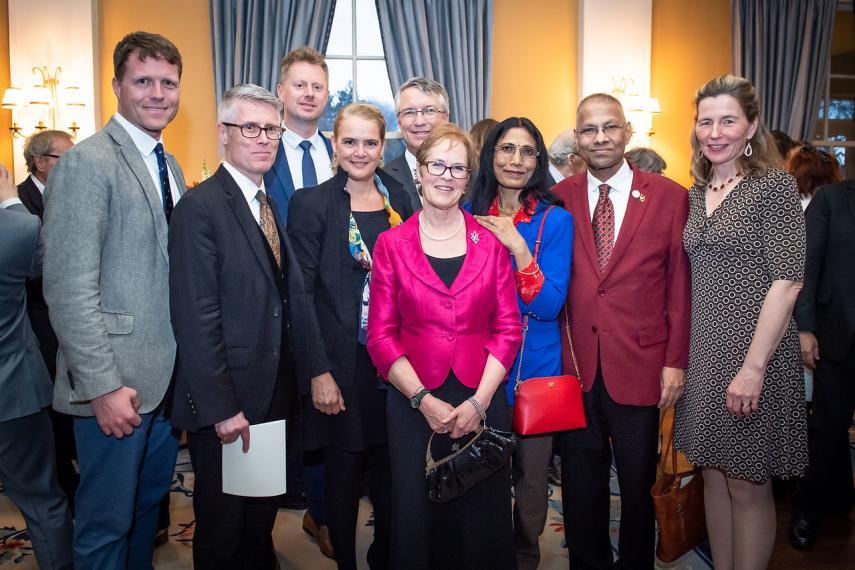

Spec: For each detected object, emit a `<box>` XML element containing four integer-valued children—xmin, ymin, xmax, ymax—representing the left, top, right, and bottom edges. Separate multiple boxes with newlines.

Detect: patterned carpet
<box><xmin>1</xmin><ymin>446</ymin><xmax>719</xmax><ymax>569</ymax></box>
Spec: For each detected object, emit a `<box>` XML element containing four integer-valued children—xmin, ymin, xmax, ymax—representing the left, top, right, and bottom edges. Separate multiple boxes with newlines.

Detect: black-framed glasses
<box><xmin>495</xmin><ymin>143</ymin><xmax>539</xmax><ymax>160</ymax></box>
<box><xmin>421</xmin><ymin>160</ymin><xmax>471</xmax><ymax>179</ymax></box>
<box><xmin>221</xmin><ymin>122</ymin><xmax>283</xmax><ymax>140</ymax></box>
<box><xmin>576</xmin><ymin>124</ymin><xmax>626</xmax><ymax>139</ymax></box>
<box><xmin>39</xmin><ymin>153</ymin><xmax>62</xmax><ymax>159</ymax></box>
<box><xmin>397</xmin><ymin>107</ymin><xmax>447</xmax><ymax>121</ymax></box>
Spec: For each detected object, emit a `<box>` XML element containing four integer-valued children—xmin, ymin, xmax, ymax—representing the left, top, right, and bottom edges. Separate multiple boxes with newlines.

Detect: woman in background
<box><xmin>467</xmin><ymin>116</ymin><xmax>574</xmax><ymax>570</ymax></box>
<box><xmin>784</xmin><ymin>144</ymin><xmax>842</xmax><ymax>210</ymax></box>
<box><xmin>675</xmin><ymin>75</ymin><xmax>807</xmax><ymax>570</ymax></box>
<box><xmin>288</xmin><ymin>102</ymin><xmax>414</xmax><ymax>570</ymax></box>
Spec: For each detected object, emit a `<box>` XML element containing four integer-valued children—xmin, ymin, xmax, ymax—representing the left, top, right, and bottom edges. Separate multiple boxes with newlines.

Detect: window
<box><xmin>813</xmin><ymin>2</ymin><xmax>855</xmax><ymax>178</ymax></box>
<box><xmin>321</xmin><ymin>0</ymin><xmax>404</xmax><ymax>162</ymax></box>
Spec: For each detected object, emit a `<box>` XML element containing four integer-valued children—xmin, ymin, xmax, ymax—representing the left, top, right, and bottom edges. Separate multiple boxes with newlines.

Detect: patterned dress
<box><xmin>674</xmin><ymin>168</ymin><xmax>808</xmax><ymax>482</ymax></box>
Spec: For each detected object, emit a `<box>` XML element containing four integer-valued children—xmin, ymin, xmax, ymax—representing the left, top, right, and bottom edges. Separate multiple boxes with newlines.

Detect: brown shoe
<box><xmin>301</xmin><ymin>512</ymin><xmax>335</xmax><ymax>559</ymax></box>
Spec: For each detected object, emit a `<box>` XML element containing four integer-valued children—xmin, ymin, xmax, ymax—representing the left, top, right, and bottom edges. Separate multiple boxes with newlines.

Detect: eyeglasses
<box><xmin>39</xmin><ymin>153</ymin><xmax>62</xmax><ymax>159</ymax></box>
<box><xmin>495</xmin><ymin>143</ymin><xmax>539</xmax><ymax>160</ymax></box>
<box><xmin>576</xmin><ymin>124</ymin><xmax>626</xmax><ymax>139</ymax></box>
<box><xmin>221</xmin><ymin>122</ymin><xmax>284</xmax><ymax>140</ymax></box>
<box><xmin>421</xmin><ymin>160</ymin><xmax>471</xmax><ymax>179</ymax></box>
<box><xmin>397</xmin><ymin>107</ymin><xmax>446</xmax><ymax>121</ymax></box>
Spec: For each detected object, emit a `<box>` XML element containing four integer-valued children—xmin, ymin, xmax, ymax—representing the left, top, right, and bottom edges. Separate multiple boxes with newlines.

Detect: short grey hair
<box><xmin>218</xmin><ymin>83</ymin><xmax>282</xmax><ymax>124</ymax></box>
<box><xmin>625</xmin><ymin>147</ymin><xmax>667</xmax><ymax>174</ymax></box>
<box><xmin>23</xmin><ymin>130</ymin><xmax>73</xmax><ymax>174</ymax></box>
<box><xmin>394</xmin><ymin>77</ymin><xmax>449</xmax><ymax>114</ymax></box>
<box><xmin>548</xmin><ymin>130</ymin><xmax>579</xmax><ymax>166</ymax></box>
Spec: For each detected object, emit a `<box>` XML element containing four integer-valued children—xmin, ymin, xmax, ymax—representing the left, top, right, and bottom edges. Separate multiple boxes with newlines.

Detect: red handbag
<box><xmin>511</xmin><ymin>208</ymin><xmax>586</xmax><ymax>436</ymax></box>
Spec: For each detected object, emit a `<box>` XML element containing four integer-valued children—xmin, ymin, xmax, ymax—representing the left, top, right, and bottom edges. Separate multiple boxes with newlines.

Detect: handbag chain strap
<box><xmin>424</xmin><ymin>422</ymin><xmax>485</xmax><ymax>473</ymax></box>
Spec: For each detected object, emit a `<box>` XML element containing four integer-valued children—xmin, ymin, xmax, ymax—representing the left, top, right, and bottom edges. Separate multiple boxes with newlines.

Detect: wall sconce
<box><xmin>2</xmin><ymin>66</ymin><xmax>85</xmax><ymax>138</ymax></box>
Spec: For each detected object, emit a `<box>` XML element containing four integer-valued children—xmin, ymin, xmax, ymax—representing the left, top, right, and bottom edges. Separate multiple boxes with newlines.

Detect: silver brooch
<box><xmin>469</xmin><ymin>230</ymin><xmax>480</xmax><ymax>244</ymax></box>
<box><xmin>631</xmin><ymin>189</ymin><xmax>647</xmax><ymax>203</ymax></box>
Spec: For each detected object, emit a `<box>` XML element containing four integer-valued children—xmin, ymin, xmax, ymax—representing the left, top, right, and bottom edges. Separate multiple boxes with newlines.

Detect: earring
<box><xmin>744</xmin><ymin>141</ymin><xmax>753</xmax><ymax>157</ymax></box>
<box><xmin>697</xmin><ymin>149</ymin><xmax>704</xmax><ymax>159</ymax></box>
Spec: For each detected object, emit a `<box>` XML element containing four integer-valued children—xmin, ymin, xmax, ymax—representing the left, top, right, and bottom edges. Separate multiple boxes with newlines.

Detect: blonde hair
<box><xmin>278</xmin><ymin>46</ymin><xmax>328</xmax><ymax>84</ymax></box>
<box><xmin>690</xmin><ymin>75</ymin><xmax>780</xmax><ymax>185</ymax></box>
<box><xmin>331</xmin><ymin>103</ymin><xmax>386</xmax><ymax>172</ymax></box>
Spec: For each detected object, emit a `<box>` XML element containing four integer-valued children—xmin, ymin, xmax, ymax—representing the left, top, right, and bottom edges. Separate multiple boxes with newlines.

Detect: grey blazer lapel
<box><xmin>105</xmin><ymin>119</ymin><xmax>170</xmax><ymax>261</ymax></box>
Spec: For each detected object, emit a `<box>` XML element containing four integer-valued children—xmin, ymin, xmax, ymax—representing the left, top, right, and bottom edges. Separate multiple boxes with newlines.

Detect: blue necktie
<box><xmin>153</xmin><ymin>143</ymin><xmax>173</xmax><ymax>222</ymax></box>
<box><xmin>299</xmin><ymin>139</ymin><xmax>318</xmax><ymax>189</ymax></box>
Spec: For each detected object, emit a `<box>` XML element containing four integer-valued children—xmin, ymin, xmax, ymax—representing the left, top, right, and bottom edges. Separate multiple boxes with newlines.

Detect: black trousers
<box><xmin>558</xmin><ymin>369</ymin><xmax>659</xmax><ymax>569</ymax></box>
<box><xmin>325</xmin><ymin>445</ymin><xmax>392</xmax><ymax>569</ymax></box>
<box><xmin>795</xmin><ymin>348</ymin><xmax>855</xmax><ymax>518</ymax></box>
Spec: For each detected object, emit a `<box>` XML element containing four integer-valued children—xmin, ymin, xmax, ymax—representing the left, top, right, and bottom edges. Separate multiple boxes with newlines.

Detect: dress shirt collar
<box><xmin>113</xmin><ymin>112</ymin><xmax>163</xmax><ymax>158</ymax></box>
<box><xmin>30</xmin><ymin>174</ymin><xmax>46</xmax><ymax>194</ymax></box>
<box><xmin>404</xmin><ymin>149</ymin><xmax>418</xmax><ymax>181</ymax></box>
<box><xmin>223</xmin><ymin>161</ymin><xmax>265</xmax><ymax>201</ymax></box>
<box><xmin>281</xmin><ymin>125</ymin><xmax>323</xmax><ymax>151</ymax></box>
<box><xmin>586</xmin><ymin>159</ymin><xmax>632</xmax><ymax>196</ymax></box>
<box><xmin>548</xmin><ymin>162</ymin><xmax>565</xmax><ymax>183</ymax></box>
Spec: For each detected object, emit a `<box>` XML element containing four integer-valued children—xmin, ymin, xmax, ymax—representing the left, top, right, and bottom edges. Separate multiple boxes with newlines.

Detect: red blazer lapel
<box><xmin>568</xmin><ymin>177</ymin><xmax>600</xmax><ymax>276</ymax></box>
<box><xmin>601</xmin><ymin>166</ymin><xmax>652</xmax><ymax>280</ymax></box>
<box><xmin>449</xmin><ymin>211</ymin><xmax>490</xmax><ymax>296</ymax></box>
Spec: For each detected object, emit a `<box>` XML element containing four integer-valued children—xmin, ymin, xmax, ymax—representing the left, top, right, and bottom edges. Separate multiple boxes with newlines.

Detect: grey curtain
<box><xmin>210</xmin><ymin>0</ymin><xmax>337</xmax><ymax>107</ymax></box>
<box><xmin>376</xmin><ymin>0</ymin><xmax>493</xmax><ymax>130</ymax></box>
<box><xmin>732</xmin><ymin>0</ymin><xmax>837</xmax><ymax>140</ymax></box>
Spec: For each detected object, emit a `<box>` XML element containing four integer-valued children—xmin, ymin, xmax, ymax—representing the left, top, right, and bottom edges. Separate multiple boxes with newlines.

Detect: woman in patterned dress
<box><xmin>674</xmin><ymin>75</ymin><xmax>807</xmax><ymax>569</ymax></box>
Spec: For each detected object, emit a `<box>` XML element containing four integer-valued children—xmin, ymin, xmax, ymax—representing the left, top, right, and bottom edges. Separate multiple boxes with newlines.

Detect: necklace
<box><xmin>708</xmin><ymin>176</ymin><xmax>738</xmax><ymax>192</ymax></box>
<box><xmin>497</xmin><ymin>195</ymin><xmax>520</xmax><ymax>217</ymax></box>
<box><xmin>419</xmin><ymin>212</ymin><xmax>464</xmax><ymax>241</ymax></box>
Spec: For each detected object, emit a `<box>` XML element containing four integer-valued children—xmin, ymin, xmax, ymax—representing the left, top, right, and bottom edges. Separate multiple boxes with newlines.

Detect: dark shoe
<box><xmin>547</xmin><ymin>456</ymin><xmax>562</xmax><ymax>487</ymax></box>
<box><xmin>278</xmin><ymin>491</ymin><xmax>308</xmax><ymax>510</ymax></box>
<box><xmin>788</xmin><ymin>513</ymin><xmax>816</xmax><ymax>551</ymax></box>
<box><xmin>302</xmin><ymin>511</ymin><xmax>335</xmax><ymax>559</ymax></box>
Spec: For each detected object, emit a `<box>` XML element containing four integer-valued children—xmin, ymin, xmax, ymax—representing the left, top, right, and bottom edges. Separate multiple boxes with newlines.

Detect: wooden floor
<box><xmin>769</xmin><ymin>491</ymin><xmax>855</xmax><ymax>569</ymax></box>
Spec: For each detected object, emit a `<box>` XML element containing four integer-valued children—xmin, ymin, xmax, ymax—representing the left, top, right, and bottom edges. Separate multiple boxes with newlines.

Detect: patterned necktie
<box><xmin>255</xmin><ymin>190</ymin><xmax>281</xmax><ymax>267</ymax></box>
<box><xmin>299</xmin><ymin>140</ymin><xmax>318</xmax><ymax>189</ymax></box>
<box><xmin>153</xmin><ymin>143</ymin><xmax>174</xmax><ymax>222</ymax></box>
<box><xmin>592</xmin><ymin>183</ymin><xmax>615</xmax><ymax>273</ymax></box>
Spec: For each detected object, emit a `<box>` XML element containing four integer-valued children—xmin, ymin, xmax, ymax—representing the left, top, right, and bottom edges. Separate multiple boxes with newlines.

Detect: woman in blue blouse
<box><xmin>468</xmin><ymin>117</ymin><xmax>574</xmax><ymax>570</ymax></box>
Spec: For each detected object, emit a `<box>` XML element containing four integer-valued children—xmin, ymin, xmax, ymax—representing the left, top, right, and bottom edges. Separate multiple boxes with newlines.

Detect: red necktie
<box><xmin>592</xmin><ymin>184</ymin><xmax>614</xmax><ymax>273</ymax></box>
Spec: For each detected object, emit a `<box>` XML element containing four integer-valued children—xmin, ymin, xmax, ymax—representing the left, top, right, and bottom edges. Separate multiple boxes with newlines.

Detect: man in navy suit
<box><xmin>264</xmin><ymin>46</ymin><xmax>334</xmax><ymax>225</ymax></box>
<box><xmin>385</xmin><ymin>77</ymin><xmax>449</xmax><ymax>211</ymax></box>
<box><xmin>263</xmin><ymin>45</ymin><xmax>335</xmax><ymax>558</ymax></box>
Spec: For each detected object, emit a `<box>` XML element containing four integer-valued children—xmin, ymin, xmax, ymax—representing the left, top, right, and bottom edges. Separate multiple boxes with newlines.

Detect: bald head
<box><xmin>576</xmin><ymin>93</ymin><xmax>626</xmax><ymax>124</ymax></box>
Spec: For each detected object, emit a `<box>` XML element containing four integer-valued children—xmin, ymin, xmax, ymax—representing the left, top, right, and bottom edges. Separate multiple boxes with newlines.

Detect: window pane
<box><xmin>356</xmin><ymin>59</ymin><xmax>399</xmax><ymax>131</ymax></box>
<box><xmin>383</xmin><ymin>138</ymin><xmax>405</xmax><ymax>164</ymax></box>
<box><xmin>325</xmin><ymin>0</ymin><xmax>353</xmax><ymax>56</ymax></box>
<box><xmin>356</xmin><ymin>0</ymin><xmax>384</xmax><ymax>57</ymax></box>
<box><xmin>320</xmin><ymin>59</ymin><xmax>353</xmax><ymax>132</ymax></box>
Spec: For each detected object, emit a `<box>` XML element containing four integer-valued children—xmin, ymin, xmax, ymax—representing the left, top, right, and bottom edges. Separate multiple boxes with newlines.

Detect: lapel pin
<box><xmin>631</xmin><ymin>189</ymin><xmax>646</xmax><ymax>203</ymax></box>
<box><xmin>469</xmin><ymin>230</ymin><xmax>480</xmax><ymax>244</ymax></box>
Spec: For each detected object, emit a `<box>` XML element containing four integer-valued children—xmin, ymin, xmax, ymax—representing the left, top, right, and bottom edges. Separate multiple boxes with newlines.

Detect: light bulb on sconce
<box><xmin>2</xmin><ymin>65</ymin><xmax>87</xmax><ymax>138</ymax></box>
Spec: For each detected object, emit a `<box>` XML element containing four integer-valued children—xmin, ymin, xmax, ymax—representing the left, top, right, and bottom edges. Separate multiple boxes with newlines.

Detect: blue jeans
<box><xmin>73</xmin><ymin>412</ymin><xmax>179</xmax><ymax>570</ymax></box>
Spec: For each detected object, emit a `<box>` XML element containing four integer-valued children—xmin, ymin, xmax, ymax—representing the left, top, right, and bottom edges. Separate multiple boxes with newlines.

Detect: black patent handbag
<box><xmin>424</xmin><ymin>423</ymin><xmax>516</xmax><ymax>504</ymax></box>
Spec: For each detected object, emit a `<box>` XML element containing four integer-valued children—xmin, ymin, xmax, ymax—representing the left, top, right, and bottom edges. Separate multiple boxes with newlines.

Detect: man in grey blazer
<box><xmin>385</xmin><ymin>77</ymin><xmax>450</xmax><ymax>211</ymax></box>
<box><xmin>0</xmin><ymin>164</ymin><xmax>73</xmax><ymax>570</ymax></box>
<box><xmin>42</xmin><ymin>32</ymin><xmax>187</xmax><ymax>569</ymax></box>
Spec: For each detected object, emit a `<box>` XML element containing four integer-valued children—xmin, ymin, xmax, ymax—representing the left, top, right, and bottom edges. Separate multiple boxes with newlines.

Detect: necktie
<box><xmin>299</xmin><ymin>140</ymin><xmax>318</xmax><ymax>189</ymax></box>
<box><xmin>255</xmin><ymin>190</ymin><xmax>282</xmax><ymax>267</ymax></box>
<box><xmin>592</xmin><ymin>184</ymin><xmax>615</xmax><ymax>273</ymax></box>
<box><xmin>153</xmin><ymin>143</ymin><xmax>173</xmax><ymax>223</ymax></box>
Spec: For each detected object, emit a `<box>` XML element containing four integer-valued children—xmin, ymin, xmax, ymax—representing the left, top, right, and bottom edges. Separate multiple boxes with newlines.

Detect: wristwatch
<box><xmin>410</xmin><ymin>387</ymin><xmax>431</xmax><ymax>409</ymax></box>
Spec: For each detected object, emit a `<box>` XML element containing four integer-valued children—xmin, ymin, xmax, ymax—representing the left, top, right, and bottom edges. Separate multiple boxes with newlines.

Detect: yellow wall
<box><xmin>652</xmin><ymin>0</ymin><xmax>732</xmax><ymax>186</ymax></box>
<box><xmin>491</xmin><ymin>0</ymin><xmax>578</xmax><ymax>146</ymax></box>
<box><xmin>0</xmin><ymin>0</ymin><xmax>11</xmax><ymax>169</ymax></box>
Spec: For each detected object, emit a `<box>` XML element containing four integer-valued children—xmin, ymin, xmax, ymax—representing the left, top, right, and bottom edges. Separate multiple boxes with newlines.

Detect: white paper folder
<box><xmin>221</xmin><ymin>419</ymin><xmax>287</xmax><ymax>497</ymax></box>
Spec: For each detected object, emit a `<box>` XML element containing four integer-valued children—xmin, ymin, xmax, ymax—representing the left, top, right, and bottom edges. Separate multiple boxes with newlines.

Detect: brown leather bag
<box><xmin>650</xmin><ymin>420</ymin><xmax>707</xmax><ymax>563</ymax></box>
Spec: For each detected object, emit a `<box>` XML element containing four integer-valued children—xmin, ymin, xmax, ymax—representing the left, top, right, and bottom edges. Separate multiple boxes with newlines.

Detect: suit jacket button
<box><xmin>598</xmin><ymin>289</ymin><xmax>606</xmax><ymax>296</ymax></box>
<box><xmin>273</xmin><ymin>349</ymin><xmax>280</xmax><ymax>357</ymax></box>
<box><xmin>446</xmin><ymin>333</ymin><xmax>455</xmax><ymax>341</ymax></box>
<box><xmin>273</xmin><ymin>308</ymin><xmax>281</xmax><ymax>317</ymax></box>
<box><xmin>442</xmin><ymin>300</ymin><xmax>452</xmax><ymax>308</ymax></box>
<box><xmin>591</xmin><ymin>326</ymin><xmax>597</xmax><ymax>333</ymax></box>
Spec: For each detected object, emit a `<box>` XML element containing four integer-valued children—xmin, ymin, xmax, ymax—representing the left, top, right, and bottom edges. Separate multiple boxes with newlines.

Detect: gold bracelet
<box><xmin>516</xmin><ymin>262</ymin><xmax>541</xmax><ymax>276</ymax></box>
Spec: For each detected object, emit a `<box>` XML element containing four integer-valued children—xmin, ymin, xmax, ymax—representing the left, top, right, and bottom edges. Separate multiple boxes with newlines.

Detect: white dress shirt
<box><xmin>223</xmin><ymin>162</ymin><xmax>264</xmax><ymax>226</ymax></box>
<box><xmin>279</xmin><ymin>127</ymin><xmax>333</xmax><ymax>190</ymax></box>
<box><xmin>548</xmin><ymin>162</ymin><xmax>565</xmax><ymax>183</ymax></box>
<box><xmin>31</xmin><ymin>175</ymin><xmax>46</xmax><ymax>195</ymax></box>
<box><xmin>404</xmin><ymin>149</ymin><xmax>419</xmax><ymax>182</ymax></box>
<box><xmin>0</xmin><ymin>197</ymin><xmax>23</xmax><ymax>209</ymax></box>
<box><xmin>587</xmin><ymin>159</ymin><xmax>633</xmax><ymax>244</ymax></box>
<box><xmin>113</xmin><ymin>113</ymin><xmax>181</xmax><ymax>208</ymax></box>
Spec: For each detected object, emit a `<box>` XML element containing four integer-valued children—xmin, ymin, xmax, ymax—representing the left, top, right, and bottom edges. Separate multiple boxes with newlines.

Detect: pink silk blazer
<box><xmin>367</xmin><ymin>210</ymin><xmax>522</xmax><ymax>390</ymax></box>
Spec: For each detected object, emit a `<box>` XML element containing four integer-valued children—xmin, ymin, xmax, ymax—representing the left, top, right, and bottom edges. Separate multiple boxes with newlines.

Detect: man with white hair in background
<box><xmin>547</xmin><ymin>129</ymin><xmax>587</xmax><ymax>185</ymax></box>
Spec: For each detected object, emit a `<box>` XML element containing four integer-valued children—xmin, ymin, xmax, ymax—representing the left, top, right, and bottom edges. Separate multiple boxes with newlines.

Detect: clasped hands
<box><xmin>419</xmin><ymin>394</ymin><xmax>482</xmax><ymax>439</ymax></box>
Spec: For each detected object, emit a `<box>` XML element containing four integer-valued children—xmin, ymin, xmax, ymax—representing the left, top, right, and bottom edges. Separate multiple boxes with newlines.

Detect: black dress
<box><xmin>386</xmin><ymin>254</ymin><xmax>515</xmax><ymax>570</ymax></box>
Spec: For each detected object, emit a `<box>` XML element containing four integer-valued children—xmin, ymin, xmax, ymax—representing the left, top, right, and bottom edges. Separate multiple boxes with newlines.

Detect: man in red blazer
<box><xmin>552</xmin><ymin>94</ymin><xmax>690</xmax><ymax>569</ymax></box>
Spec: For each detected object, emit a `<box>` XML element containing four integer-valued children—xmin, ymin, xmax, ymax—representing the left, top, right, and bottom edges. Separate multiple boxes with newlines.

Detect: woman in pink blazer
<box><xmin>367</xmin><ymin>124</ymin><xmax>521</xmax><ymax>570</ymax></box>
